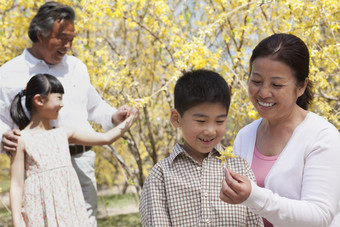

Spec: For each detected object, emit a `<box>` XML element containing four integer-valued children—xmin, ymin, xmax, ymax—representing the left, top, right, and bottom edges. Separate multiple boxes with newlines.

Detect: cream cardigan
<box><xmin>234</xmin><ymin>112</ymin><xmax>340</xmax><ymax>227</ymax></box>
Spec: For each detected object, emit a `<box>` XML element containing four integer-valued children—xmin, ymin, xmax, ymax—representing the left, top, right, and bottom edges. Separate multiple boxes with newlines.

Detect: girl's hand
<box><xmin>124</xmin><ymin>106</ymin><xmax>140</xmax><ymax>128</ymax></box>
<box><xmin>220</xmin><ymin>168</ymin><xmax>251</xmax><ymax>204</ymax></box>
<box><xmin>112</xmin><ymin>104</ymin><xmax>131</xmax><ymax>125</ymax></box>
<box><xmin>112</xmin><ymin>101</ymin><xmax>141</xmax><ymax>123</ymax></box>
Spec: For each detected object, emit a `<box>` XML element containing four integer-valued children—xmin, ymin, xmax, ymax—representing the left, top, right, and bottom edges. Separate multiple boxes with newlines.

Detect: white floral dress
<box><xmin>20</xmin><ymin>128</ymin><xmax>89</xmax><ymax>227</ymax></box>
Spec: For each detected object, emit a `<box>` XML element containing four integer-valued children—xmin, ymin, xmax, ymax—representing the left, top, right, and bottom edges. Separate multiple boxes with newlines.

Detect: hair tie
<box><xmin>19</xmin><ymin>89</ymin><xmax>26</xmax><ymax>97</ymax></box>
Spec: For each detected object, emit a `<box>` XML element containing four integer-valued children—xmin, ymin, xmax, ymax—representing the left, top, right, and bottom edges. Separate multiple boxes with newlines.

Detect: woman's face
<box><xmin>248</xmin><ymin>57</ymin><xmax>306</xmax><ymax>122</ymax></box>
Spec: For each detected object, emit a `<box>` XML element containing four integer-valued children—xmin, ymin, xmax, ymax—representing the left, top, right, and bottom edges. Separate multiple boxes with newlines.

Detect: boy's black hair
<box><xmin>174</xmin><ymin>69</ymin><xmax>231</xmax><ymax>116</ymax></box>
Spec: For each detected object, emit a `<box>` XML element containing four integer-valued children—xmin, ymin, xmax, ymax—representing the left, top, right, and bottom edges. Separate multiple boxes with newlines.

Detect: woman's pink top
<box><xmin>251</xmin><ymin>146</ymin><xmax>279</xmax><ymax>187</ymax></box>
<box><xmin>251</xmin><ymin>146</ymin><xmax>279</xmax><ymax>227</ymax></box>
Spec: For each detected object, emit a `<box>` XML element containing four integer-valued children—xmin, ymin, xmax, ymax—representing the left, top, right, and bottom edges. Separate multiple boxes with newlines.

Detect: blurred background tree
<box><xmin>1</xmin><ymin>0</ymin><xmax>339</xmax><ymax>195</ymax></box>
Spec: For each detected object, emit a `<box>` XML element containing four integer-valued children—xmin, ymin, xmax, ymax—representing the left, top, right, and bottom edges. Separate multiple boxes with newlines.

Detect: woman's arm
<box><xmin>66</xmin><ymin>107</ymin><xmax>139</xmax><ymax>146</ymax></box>
<box><xmin>221</xmin><ymin>126</ymin><xmax>340</xmax><ymax>227</ymax></box>
<box><xmin>10</xmin><ymin>137</ymin><xmax>25</xmax><ymax>227</ymax></box>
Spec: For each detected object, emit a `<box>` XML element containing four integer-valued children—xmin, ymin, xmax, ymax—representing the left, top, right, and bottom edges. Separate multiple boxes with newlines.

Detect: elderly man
<box><xmin>0</xmin><ymin>2</ymin><xmax>132</xmax><ymax>226</ymax></box>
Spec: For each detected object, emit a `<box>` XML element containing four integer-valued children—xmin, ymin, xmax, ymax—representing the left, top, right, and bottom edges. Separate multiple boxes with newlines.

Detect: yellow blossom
<box><xmin>0</xmin><ymin>0</ymin><xmax>339</xmax><ymax>202</ymax></box>
<box><xmin>248</xmin><ymin>110</ymin><xmax>258</xmax><ymax>119</ymax></box>
<box><xmin>217</xmin><ymin>146</ymin><xmax>238</xmax><ymax>166</ymax></box>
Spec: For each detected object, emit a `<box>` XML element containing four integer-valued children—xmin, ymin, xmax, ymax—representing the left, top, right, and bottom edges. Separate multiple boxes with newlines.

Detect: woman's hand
<box><xmin>220</xmin><ymin>168</ymin><xmax>252</xmax><ymax>204</ymax></box>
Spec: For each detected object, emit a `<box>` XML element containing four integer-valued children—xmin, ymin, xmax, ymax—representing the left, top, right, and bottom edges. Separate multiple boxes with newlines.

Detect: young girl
<box><xmin>9</xmin><ymin>74</ymin><xmax>139</xmax><ymax>227</ymax></box>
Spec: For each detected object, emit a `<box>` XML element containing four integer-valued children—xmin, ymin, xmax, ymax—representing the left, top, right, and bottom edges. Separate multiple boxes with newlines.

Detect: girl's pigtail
<box><xmin>10</xmin><ymin>90</ymin><xmax>30</xmax><ymax>130</ymax></box>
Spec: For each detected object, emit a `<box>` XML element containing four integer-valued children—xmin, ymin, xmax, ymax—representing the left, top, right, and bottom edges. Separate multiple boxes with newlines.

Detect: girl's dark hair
<box><xmin>249</xmin><ymin>33</ymin><xmax>313</xmax><ymax>110</ymax></box>
<box><xmin>10</xmin><ymin>74</ymin><xmax>64</xmax><ymax>130</ymax></box>
<box><xmin>28</xmin><ymin>1</ymin><xmax>75</xmax><ymax>42</ymax></box>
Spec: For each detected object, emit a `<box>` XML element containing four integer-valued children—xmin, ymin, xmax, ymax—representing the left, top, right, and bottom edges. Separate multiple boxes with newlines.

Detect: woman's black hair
<box><xmin>249</xmin><ymin>33</ymin><xmax>313</xmax><ymax>110</ymax></box>
<box><xmin>10</xmin><ymin>74</ymin><xmax>64</xmax><ymax>130</ymax></box>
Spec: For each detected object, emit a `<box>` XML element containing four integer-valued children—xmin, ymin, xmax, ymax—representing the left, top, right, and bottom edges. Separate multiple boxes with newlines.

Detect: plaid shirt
<box><xmin>139</xmin><ymin>143</ymin><xmax>264</xmax><ymax>227</ymax></box>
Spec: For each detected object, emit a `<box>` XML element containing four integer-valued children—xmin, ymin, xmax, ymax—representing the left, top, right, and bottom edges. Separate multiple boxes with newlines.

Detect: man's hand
<box><xmin>112</xmin><ymin>104</ymin><xmax>134</xmax><ymax>125</ymax></box>
<box><xmin>1</xmin><ymin>129</ymin><xmax>21</xmax><ymax>155</ymax></box>
<box><xmin>220</xmin><ymin>168</ymin><xmax>251</xmax><ymax>204</ymax></box>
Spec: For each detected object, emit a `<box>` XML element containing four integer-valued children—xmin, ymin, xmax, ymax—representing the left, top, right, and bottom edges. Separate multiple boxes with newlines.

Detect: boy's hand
<box><xmin>220</xmin><ymin>168</ymin><xmax>251</xmax><ymax>204</ymax></box>
<box><xmin>1</xmin><ymin>129</ymin><xmax>21</xmax><ymax>155</ymax></box>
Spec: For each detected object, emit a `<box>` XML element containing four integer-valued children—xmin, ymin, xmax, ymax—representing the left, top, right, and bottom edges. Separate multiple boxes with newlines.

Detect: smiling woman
<box><xmin>220</xmin><ymin>33</ymin><xmax>340</xmax><ymax>227</ymax></box>
<box><xmin>248</xmin><ymin>57</ymin><xmax>307</xmax><ymax>131</ymax></box>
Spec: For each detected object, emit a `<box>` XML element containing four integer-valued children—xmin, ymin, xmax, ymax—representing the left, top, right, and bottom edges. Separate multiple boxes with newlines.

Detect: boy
<box><xmin>139</xmin><ymin>69</ymin><xmax>263</xmax><ymax>226</ymax></box>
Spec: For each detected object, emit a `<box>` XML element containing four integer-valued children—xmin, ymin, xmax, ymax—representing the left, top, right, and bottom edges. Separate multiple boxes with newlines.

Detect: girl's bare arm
<box><xmin>10</xmin><ymin>137</ymin><xmax>25</xmax><ymax>227</ymax></box>
<box><xmin>66</xmin><ymin>107</ymin><xmax>139</xmax><ymax>146</ymax></box>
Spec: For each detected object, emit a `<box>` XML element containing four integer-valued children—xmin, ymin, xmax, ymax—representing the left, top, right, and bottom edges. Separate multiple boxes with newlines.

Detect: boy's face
<box><xmin>170</xmin><ymin>102</ymin><xmax>228</xmax><ymax>163</ymax></box>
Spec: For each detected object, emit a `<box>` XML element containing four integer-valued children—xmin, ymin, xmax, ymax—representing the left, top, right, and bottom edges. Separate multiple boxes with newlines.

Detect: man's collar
<box><xmin>23</xmin><ymin>48</ymin><xmax>67</xmax><ymax>68</ymax></box>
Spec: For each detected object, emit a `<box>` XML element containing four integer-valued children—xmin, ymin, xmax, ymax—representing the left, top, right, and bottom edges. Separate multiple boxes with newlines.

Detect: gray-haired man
<box><xmin>0</xmin><ymin>2</ymin><xmax>132</xmax><ymax>226</ymax></box>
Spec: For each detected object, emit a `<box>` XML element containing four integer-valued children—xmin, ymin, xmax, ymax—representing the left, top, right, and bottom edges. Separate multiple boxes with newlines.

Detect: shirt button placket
<box><xmin>201</xmin><ymin>159</ymin><xmax>212</xmax><ymax>226</ymax></box>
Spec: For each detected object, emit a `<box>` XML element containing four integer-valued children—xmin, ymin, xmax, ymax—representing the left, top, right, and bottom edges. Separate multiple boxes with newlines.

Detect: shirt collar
<box><xmin>169</xmin><ymin>143</ymin><xmax>223</xmax><ymax>165</ymax></box>
<box><xmin>23</xmin><ymin>48</ymin><xmax>68</xmax><ymax>68</ymax></box>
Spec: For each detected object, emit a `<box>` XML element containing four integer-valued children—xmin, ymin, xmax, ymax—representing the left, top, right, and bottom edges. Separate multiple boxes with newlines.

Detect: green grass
<box><xmin>98</xmin><ymin>193</ymin><xmax>141</xmax><ymax>226</ymax></box>
<box><xmin>98</xmin><ymin>213</ymin><xmax>141</xmax><ymax>227</ymax></box>
<box><xmin>0</xmin><ymin>179</ymin><xmax>10</xmax><ymax>193</ymax></box>
<box><xmin>0</xmin><ymin>191</ymin><xmax>142</xmax><ymax>226</ymax></box>
<box><xmin>98</xmin><ymin>193</ymin><xmax>139</xmax><ymax>207</ymax></box>
<box><xmin>0</xmin><ymin>180</ymin><xmax>11</xmax><ymax>227</ymax></box>
<box><xmin>0</xmin><ymin>207</ymin><xmax>11</xmax><ymax>226</ymax></box>
<box><xmin>0</xmin><ymin>211</ymin><xmax>141</xmax><ymax>227</ymax></box>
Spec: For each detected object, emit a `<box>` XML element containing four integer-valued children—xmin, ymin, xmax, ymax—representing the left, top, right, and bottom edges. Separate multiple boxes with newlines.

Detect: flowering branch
<box><xmin>217</xmin><ymin>145</ymin><xmax>238</xmax><ymax>167</ymax></box>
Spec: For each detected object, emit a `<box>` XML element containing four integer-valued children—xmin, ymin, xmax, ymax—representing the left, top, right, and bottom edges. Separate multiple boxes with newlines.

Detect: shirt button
<box><xmin>205</xmin><ymin>219</ymin><xmax>210</xmax><ymax>223</ymax></box>
<box><xmin>197</xmin><ymin>166</ymin><xmax>202</xmax><ymax>171</ymax></box>
<box><xmin>204</xmin><ymin>192</ymin><xmax>209</xmax><ymax>197</ymax></box>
